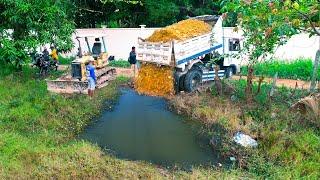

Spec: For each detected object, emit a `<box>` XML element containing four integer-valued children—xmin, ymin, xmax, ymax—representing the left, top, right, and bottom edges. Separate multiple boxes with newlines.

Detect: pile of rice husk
<box><xmin>135</xmin><ymin>63</ymin><xmax>174</xmax><ymax>97</ymax></box>
<box><xmin>147</xmin><ymin>19</ymin><xmax>212</xmax><ymax>42</ymax></box>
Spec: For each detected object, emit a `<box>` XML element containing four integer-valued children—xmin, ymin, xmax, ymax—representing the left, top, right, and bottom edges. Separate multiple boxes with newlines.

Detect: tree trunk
<box><xmin>310</xmin><ymin>49</ymin><xmax>320</xmax><ymax>92</ymax></box>
<box><xmin>245</xmin><ymin>65</ymin><xmax>254</xmax><ymax>103</ymax></box>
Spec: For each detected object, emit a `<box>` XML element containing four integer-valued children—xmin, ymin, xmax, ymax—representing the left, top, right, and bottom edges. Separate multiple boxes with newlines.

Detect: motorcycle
<box><xmin>32</xmin><ymin>53</ymin><xmax>58</xmax><ymax>77</ymax></box>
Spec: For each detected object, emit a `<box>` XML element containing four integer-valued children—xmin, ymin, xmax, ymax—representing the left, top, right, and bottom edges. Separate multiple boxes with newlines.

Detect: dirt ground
<box><xmin>57</xmin><ymin>65</ymin><xmax>314</xmax><ymax>89</ymax></box>
<box><xmin>57</xmin><ymin>65</ymin><xmax>134</xmax><ymax>77</ymax></box>
<box><xmin>232</xmin><ymin>75</ymin><xmax>313</xmax><ymax>89</ymax></box>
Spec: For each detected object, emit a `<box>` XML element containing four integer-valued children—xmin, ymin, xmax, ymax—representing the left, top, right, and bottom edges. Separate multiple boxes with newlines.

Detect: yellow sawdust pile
<box><xmin>147</xmin><ymin>19</ymin><xmax>212</xmax><ymax>42</ymax></box>
<box><xmin>135</xmin><ymin>63</ymin><xmax>174</xmax><ymax>97</ymax></box>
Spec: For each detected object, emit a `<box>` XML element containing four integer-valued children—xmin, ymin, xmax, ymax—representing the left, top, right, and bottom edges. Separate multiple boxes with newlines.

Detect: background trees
<box><xmin>73</xmin><ymin>0</ymin><xmax>223</xmax><ymax>28</ymax></box>
<box><xmin>0</xmin><ymin>0</ymin><xmax>225</xmax><ymax>68</ymax></box>
<box><xmin>222</xmin><ymin>0</ymin><xmax>320</xmax><ymax>100</ymax></box>
<box><xmin>0</xmin><ymin>0</ymin><xmax>75</xmax><ymax>68</ymax></box>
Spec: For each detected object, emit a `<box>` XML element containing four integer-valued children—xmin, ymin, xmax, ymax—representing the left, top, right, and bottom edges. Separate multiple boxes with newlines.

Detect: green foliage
<box><xmin>108</xmin><ymin>60</ymin><xmax>130</xmax><ymax>68</ymax></box>
<box><xmin>58</xmin><ymin>55</ymin><xmax>76</xmax><ymax>65</ymax></box>
<box><xmin>222</xmin><ymin>0</ymin><xmax>298</xmax><ymax>63</ymax></box>
<box><xmin>144</xmin><ymin>0</ymin><xmax>179</xmax><ymax>26</ymax></box>
<box><xmin>218</xmin><ymin>80</ymin><xmax>319</xmax><ymax>178</ymax></box>
<box><xmin>241</xmin><ymin>58</ymin><xmax>319</xmax><ymax>81</ymax></box>
<box><xmin>0</xmin><ymin>0</ymin><xmax>75</xmax><ymax>67</ymax></box>
<box><xmin>172</xmin><ymin>78</ymin><xmax>319</xmax><ymax>178</ymax></box>
<box><xmin>73</xmin><ymin>0</ymin><xmax>223</xmax><ymax>28</ymax></box>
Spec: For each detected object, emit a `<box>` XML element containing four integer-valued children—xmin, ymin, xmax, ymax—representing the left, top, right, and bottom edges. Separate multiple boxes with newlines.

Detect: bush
<box><xmin>58</xmin><ymin>55</ymin><xmax>76</xmax><ymax>65</ymax></box>
<box><xmin>108</xmin><ymin>60</ymin><xmax>130</xmax><ymax>68</ymax></box>
<box><xmin>241</xmin><ymin>58</ymin><xmax>319</xmax><ymax>80</ymax></box>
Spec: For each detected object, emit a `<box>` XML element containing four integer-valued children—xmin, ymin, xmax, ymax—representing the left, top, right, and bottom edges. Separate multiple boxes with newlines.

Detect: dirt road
<box><xmin>56</xmin><ymin>65</ymin><xmax>314</xmax><ymax>89</ymax></box>
<box><xmin>232</xmin><ymin>76</ymin><xmax>312</xmax><ymax>89</ymax></box>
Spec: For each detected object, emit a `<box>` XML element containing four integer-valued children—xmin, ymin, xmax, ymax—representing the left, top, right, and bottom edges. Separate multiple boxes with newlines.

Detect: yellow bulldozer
<box><xmin>46</xmin><ymin>35</ymin><xmax>116</xmax><ymax>94</ymax></box>
<box><xmin>71</xmin><ymin>36</ymin><xmax>109</xmax><ymax>81</ymax></box>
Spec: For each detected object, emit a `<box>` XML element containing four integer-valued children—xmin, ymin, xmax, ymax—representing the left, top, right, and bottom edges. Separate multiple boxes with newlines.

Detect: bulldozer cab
<box><xmin>76</xmin><ymin>36</ymin><xmax>107</xmax><ymax>57</ymax></box>
<box><xmin>72</xmin><ymin>35</ymin><xmax>109</xmax><ymax>81</ymax></box>
<box><xmin>92</xmin><ymin>38</ymin><xmax>102</xmax><ymax>59</ymax></box>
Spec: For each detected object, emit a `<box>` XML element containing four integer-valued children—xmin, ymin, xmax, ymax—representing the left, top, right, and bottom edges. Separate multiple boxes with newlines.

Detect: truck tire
<box><xmin>184</xmin><ymin>69</ymin><xmax>202</xmax><ymax>92</ymax></box>
<box><xmin>179</xmin><ymin>74</ymin><xmax>186</xmax><ymax>91</ymax></box>
<box><xmin>225</xmin><ymin>67</ymin><xmax>233</xmax><ymax>78</ymax></box>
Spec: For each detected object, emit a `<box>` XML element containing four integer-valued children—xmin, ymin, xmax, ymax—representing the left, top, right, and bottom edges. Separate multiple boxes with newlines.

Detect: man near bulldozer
<box><xmin>128</xmin><ymin>46</ymin><xmax>137</xmax><ymax>77</ymax></box>
<box><xmin>86</xmin><ymin>58</ymin><xmax>97</xmax><ymax>98</ymax></box>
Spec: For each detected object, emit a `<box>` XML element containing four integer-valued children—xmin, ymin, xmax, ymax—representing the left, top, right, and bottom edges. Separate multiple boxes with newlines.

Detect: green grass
<box><xmin>58</xmin><ymin>55</ymin><xmax>75</xmax><ymax>65</ymax></box>
<box><xmin>0</xmin><ymin>65</ymin><xmax>253</xmax><ymax>179</ymax></box>
<box><xmin>241</xmin><ymin>58</ymin><xmax>320</xmax><ymax>80</ymax></box>
<box><xmin>108</xmin><ymin>60</ymin><xmax>130</xmax><ymax>68</ymax></box>
<box><xmin>171</xmin><ymin>79</ymin><xmax>320</xmax><ymax>179</ymax></box>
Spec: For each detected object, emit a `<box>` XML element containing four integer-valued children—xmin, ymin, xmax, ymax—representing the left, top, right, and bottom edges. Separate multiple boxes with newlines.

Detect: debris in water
<box><xmin>135</xmin><ymin>63</ymin><xmax>174</xmax><ymax>97</ymax></box>
<box><xmin>233</xmin><ymin>132</ymin><xmax>258</xmax><ymax>148</ymax></box>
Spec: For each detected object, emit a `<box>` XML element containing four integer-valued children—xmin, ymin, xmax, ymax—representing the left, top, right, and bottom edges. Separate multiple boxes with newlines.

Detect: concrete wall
<box><xmin>72</xmin><ymin>28</ymin><xmax>159</xmax><ymax>60</ymax></box>
<box><xmin>71</xmin><ymin>28</ymin><xmax>319</xmax><ymax>61</ymax></box>
<box><xmin>222</xmin><ymin>28</ymin><xmax>319</xmax><ymax>61</ymax></box>
<box><xmin>273</xmin><ymin>33</ymin><xmax>319</xmax><ymax>60</ymax></box>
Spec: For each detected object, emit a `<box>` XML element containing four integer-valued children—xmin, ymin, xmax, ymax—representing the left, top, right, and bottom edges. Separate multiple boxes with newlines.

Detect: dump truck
<box><xmin>137</xmin><ymin>15</ymin><xmax>242</xmax><ymax>92</ymax></box>
<box><xmin>46</xmin><ymin>35</ymin><xmax>116</xmax><ymax>94</ymax></box>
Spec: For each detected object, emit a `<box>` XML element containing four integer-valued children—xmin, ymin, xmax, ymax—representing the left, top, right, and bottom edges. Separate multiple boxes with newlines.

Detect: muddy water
<box><xmin>80</xmin><ymin>89</ymin><xmax>219</xmax><ymax>167</ymax></box>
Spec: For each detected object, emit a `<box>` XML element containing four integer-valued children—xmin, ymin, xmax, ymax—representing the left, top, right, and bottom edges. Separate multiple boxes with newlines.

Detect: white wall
<box><xmin>273</xmin><ymin>33</ymin><xmax>319</xmax><ymax>60</ymax></box>
<box><xmin>222</xmin><ymin>28</ymin><xmax>319</xmax><ymax>61</ymax></box>
<box><xmin>70</xmin><ymin>27</ymin><xmax>319</xmax><ymax>61</ymax></box>
<box><xmin>72</xmin><ymin>28</ymin><xmax>159</xmax><ymax>60</ymax></box>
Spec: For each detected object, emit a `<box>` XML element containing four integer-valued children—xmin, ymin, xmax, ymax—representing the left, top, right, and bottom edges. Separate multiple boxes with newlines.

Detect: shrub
<box><xmin>58</xmin><ymin>55</ymin><xmax>76</xmax><ymax>65</ymax></box>
<box><xmin>108</xmin><ymin>60</ymin><xmax>130</xmax><ymax>68</ymax></box>
<box><xmin>241</xmin><ymin>58</ymin><xmax>319</xmax><ymax>80</ymax></box>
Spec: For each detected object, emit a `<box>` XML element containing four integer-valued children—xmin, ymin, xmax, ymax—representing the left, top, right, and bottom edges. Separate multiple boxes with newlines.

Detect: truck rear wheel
<box><xmin>184</xmin><ymin>69</ymin><xmax>202</xmax><ymax>92</ymax></box>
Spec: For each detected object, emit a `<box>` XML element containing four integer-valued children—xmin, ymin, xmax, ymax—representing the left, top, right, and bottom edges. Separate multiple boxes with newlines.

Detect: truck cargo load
<box><xmin>136</xmin><ymin>15</ymin><xmax>243</xmax><ymax>95</ymax></box>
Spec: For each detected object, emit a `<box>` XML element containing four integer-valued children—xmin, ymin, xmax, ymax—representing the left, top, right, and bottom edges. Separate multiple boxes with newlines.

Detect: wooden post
<box><xmin>269</xmin><ymin>72</ymin><xmax>278</xmax><ymax>98</ymax></box>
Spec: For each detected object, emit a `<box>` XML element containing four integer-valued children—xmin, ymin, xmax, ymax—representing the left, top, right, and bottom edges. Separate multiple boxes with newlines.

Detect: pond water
<box><xmin>80</xmin><ymin>89</ymin><xmax>220</xmax><ymax>167</ymax></box>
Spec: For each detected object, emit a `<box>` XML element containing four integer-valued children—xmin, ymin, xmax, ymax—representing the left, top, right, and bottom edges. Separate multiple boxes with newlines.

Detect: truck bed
<box><xmin>137</xmin><ymin>33</ymin><xmax>222</xmax><ymax>67</ymax></box>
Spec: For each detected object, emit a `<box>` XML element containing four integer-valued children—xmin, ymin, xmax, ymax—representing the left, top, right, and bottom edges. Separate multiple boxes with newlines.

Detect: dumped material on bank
<box><xmin>135</xmin><ymin>63</ymin><xmax>174</xmax><ymax>97</ymax></box>
<box><xmin>147</xmin><ymin>19</ymin><xmax>212</xmax><ymax>42</ymax></box>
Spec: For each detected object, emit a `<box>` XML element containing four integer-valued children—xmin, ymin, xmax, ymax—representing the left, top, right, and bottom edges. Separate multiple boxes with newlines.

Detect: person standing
<box><xmin>86</xmin><ymin>58</ymin><xmax>97</xmax><ymax>98</ymax></box>
<box><xmin>50</xmin><ymin>45</ymin><xmax>59</xmax><ymax>65</ymax></box>
<box><xmin>128</xmin><ymin>46</ymin><xmax>137</xmax><ymax>77</ymax></box>
<box><xmin>42</xmin><ymin>47</ymin><xmax>50</xmax><ymax>61</ymax></box>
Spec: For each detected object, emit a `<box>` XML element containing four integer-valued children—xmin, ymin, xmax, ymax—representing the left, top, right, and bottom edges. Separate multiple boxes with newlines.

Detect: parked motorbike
<box><xmin>32</xmin><ymin>53</ymin><xmax>58</xmax><ymax>77</ymax></box>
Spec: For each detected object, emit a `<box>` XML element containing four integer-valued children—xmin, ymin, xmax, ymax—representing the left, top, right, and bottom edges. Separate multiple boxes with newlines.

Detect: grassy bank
<box><xmin>108</xmin><ymin>60</ymin><xmax>131</xmax><ymax>68</ymax></box>
<box><xmin>171</xmin><ymin>80</ymin><xmax>320</xmax><ymax>179</ymax></box>
<box><xmin>241</xmin><ymin>58</ymin><xmax>319</xmax><ymax>80</ymax></box>
<box><xmin>0</xmin><ymin>66</ymin><xmax>253</xmax><ymax>179</ymax></box>
<box><xmin>58</xmin><ymin>55</ymin><xmax>76</xmax><ymax>65</ymax></box>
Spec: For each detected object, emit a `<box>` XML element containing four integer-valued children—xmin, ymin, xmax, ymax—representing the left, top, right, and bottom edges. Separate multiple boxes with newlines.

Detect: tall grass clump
<box><xmin>108</xmin><ymin>60</ymin><xmax>130</xmax><ymax>68</ymax></box>
<box><xmin>170</xmin><ymin>78</ymin><xmax>319</xmax><ymax>179</ymax></box>
<box><xmin>58</xmin><ymin>55</ymin><xmax>76</xmax><ymax>65</ymax></box>
<box><xmin>241</xmin><ymin>58</ymin><xmax>319</xmax><ymax>80</ymax></box>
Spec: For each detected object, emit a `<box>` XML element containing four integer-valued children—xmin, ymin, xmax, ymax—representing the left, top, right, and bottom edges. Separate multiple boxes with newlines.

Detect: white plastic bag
<box><xmin>233</xmin><ymin>132</ymin><xmax>258</xmax><ymax>147</ymax></box>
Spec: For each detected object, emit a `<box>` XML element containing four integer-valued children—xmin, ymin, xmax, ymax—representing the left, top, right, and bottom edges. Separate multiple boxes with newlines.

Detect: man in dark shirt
<box><xmin>42</xmin><ymin>47</ymin><xmax>50</xmax><ymax>61</ymax></box>
<box><xmin>129</xmin><ymin>46</ymin><xmax>137</xmax><ymax>76</ymax></box>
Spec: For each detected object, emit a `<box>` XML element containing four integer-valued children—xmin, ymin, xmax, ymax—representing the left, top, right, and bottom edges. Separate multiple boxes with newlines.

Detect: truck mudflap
<box><xmin>46</xmin><ymin>67</ymin><xmax>116</xmax><ymax>94</ymax></box>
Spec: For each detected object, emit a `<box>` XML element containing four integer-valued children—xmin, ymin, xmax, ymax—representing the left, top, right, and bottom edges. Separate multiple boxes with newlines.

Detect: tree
<box><xmin>281</xmin><ymin>0</ymin><xmax>320</xmax><ymax>92</ymax></box>
<box><xmin>222</xmin><ymin>0</ymin><xmax>298</xmax><ymax>102</ymax></box>
<box><xmin>73</xmin><ymin>0</ymin><xmax>225</xmax><ymax>28</ymax></box>
<box><xmin>0</xmin><ymin>0</ymin><xmax>75</xmax><ymax>68</ymax></box>
<box><xmin>222</xmin><ymin>0</ymin><xmax>320</xmax><ymax>101</ymax></box>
